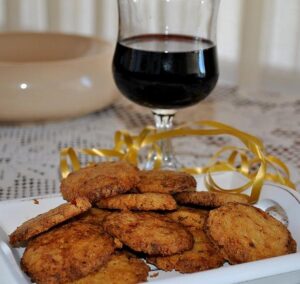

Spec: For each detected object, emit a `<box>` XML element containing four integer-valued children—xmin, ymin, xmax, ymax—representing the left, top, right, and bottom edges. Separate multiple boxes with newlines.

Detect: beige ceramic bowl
<box><xmin>0</xmin><ymin>32</ymin><xmax>117</xmax><ymax>121</ymax></box>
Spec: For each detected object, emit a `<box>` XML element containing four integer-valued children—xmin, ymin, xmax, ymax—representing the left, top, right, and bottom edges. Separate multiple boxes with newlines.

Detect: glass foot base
<box><xmin>143</xmin><ymin>152</ymin><xmax>181</xmax><ymax>170</ymax></box>
<box><xmin>255</xmin><ymin>199</ymin><xmax>289</xmax><ymax>226</ymax></box>
<box><xmin>142</xmin><ymin>156</ymin><xmax>182</xmax><ymax>171</ymax></box>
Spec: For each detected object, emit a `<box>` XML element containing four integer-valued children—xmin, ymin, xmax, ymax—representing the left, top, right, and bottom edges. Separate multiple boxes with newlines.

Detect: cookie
<box><xmin>175</xmin><ymin>191</ymin><xmax>249</xmax><ymax>208</ymax></box>
<box><xmin>103</xmin><ymin>211</ymin><xmax>194</xmax><ymax>256</ymax></box>
<box><xmin>97</xmin><ymin>193</ymin><xmax>177</xmax><ymax>211</ymax></box>
<box><xmin>206</xmin><ymin>203</ymin><xmax>297</xmax><ymax>264</ymax></box>
<box><xmin>166</xmin><ymin>207</ymin><xmax>209</xmax><ymax>230</ymax></box>
<box><xmin>137</xmin><ymin>170</ymin><xmax>196</xmax><ymax>194</ymax></box>
<box><xmin>61</xmin><ymin>161</ymin><xmax>140</xmax><ymax>204</ymax></box>
<box><xmin>147</xmin><ymin>227</ymin><xmax>224</xmax><ymax>273</ymax></box>
<box><xmin>72</xmin><ymin>253</ymin><xmax>149</xmax><ymax>284</ymax></box>
<box><xmin>21</xmin><ymin>221</ymin><xmax>116</xmax><ymax>284</ymax></box>
<box><xmin>76</xmin><ymin>208</ymin><xmax>112</xmax><ymax>226</ymax></box>
<box><xmin>9</xmin><ymin>197</ymin><xmax>91</xmax><ymax>247</ymax></box>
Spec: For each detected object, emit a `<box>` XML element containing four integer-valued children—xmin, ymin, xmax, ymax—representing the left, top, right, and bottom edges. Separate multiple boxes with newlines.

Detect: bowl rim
<box><xmin>0</xmin><ymin>31</ymin><xmax>113</xmax><ymax>66</ymax></box>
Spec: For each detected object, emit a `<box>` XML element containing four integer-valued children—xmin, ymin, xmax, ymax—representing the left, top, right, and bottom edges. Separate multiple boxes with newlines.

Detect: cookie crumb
<box><xmin>33</xmin><ymin>199</ymin><xmax>39</xmax><ymax>205</ymax></box>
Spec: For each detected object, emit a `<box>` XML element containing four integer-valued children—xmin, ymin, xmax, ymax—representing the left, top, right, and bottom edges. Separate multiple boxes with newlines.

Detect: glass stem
<box><xmin>144</xmin><ymin>109</ymin><xmax>179</xmax><ymax>170</ymax></box>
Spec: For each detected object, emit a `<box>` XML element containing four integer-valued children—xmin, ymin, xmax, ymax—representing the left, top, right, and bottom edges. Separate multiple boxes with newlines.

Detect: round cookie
<box><xmin>175</xmin><ymin>191</ymin><xmax>249</xmax><ymax>208</ymax></box>
<box><xmin>137</xmin><ymin>170</ymin><xmax>196</xmax><ymax>194</ymax></box>
<box><xmin>166</xmin><ymin>207</ymin><xmax>209</xmax><ymax>230</ymax></box>
<box><xmin>9</xmin><ymin>197</ymin><xmax>91</xmax><ymax>247</ymax></box>
<box><xmin>77</xmin><ymin>208</ymin><xmax>112</xmax><ymax>227</ymax></box>
<box><xmin>21</xmin><ymin>221</ymin><xmax>116</xmax><ymax>284</ymax></box>
<box><xmin>147</xmin><ymin>227</ymin><xmax>224</xmax><ymax>273</ymax></box>
<box><xmin>72</xmin><ymin>253</ymin><xmax>149</xmax><ymax>284</ymax></box>
<box><xmin>61</xmin><ymin>161</ymin><xmax>140</xmax><ymax>203</ymax></box>
<box><xmin>206</xmin><ymin>203</ymin><xmax>297</xmax><ymax>264</ymax></box>
<box><xmin>76</xmin><ymin>209</ymin><xmax>123</xmax><ymax>249</ymax></box>
<box><xmin>103</xmin><ymin>212</ymin><xmax>194</xmax><ymax>256</ymax></box>
<box><xmin>97</xmin><ymin>193</ymin><xmax>177</xmax><ymax>211</ymax></box>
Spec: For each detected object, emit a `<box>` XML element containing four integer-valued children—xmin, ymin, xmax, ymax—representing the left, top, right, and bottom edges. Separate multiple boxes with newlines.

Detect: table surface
<box><xmin>0</xmin><ymin>85</ymin><xmax>299</xmax><ymax>201</ymax></box>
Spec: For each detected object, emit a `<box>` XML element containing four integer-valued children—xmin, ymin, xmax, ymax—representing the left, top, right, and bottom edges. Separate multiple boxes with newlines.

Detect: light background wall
<box><xmin>0</xmin><ymin>0</ymin><xmax>299</xmax><ymax>95</ymax></box>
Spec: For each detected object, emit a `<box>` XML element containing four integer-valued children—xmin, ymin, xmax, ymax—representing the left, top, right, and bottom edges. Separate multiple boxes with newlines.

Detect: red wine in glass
<box><xmin>113</xmin><ymin>34</ymin><xmax>219</xmax><ymax>109</ymax></box>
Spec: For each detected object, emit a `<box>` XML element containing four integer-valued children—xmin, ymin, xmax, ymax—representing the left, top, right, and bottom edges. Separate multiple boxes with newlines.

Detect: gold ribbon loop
<box><xmin>60</xmin><ymin>147</ymin><xmax>81</xmax><ymax>179</ymax></box>
<box><xmin>59</xmin><ymin>120</ymin><xmax>296</xmax><ymax>203</ymax></box>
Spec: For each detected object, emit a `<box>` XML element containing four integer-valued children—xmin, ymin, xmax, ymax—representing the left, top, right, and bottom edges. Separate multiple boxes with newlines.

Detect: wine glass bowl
<box><xmin>113</xmin><ymin>35</ymin><xmax>219</xmax><ymax>110</ymax></box>
<box><xmin>113</xmin><ymin>0</ymin><xmax>220</xmax><ymax>169</ymax></box>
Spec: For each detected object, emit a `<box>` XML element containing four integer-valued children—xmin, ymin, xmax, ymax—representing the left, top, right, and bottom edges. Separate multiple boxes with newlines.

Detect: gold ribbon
<box><xmin>60</xmin><ymin>120</ymin><xmax>295</xmax><ymax>203</ymax></box>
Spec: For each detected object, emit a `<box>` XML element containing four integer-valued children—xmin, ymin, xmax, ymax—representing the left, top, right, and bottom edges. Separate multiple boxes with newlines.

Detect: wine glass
<box><xmin>113</xmin><ymin>0</ymin><xmax>220</xmax><ymax>169</ymax></box>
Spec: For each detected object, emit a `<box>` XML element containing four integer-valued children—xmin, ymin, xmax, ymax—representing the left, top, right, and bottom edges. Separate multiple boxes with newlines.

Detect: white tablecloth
<box><xmin>0</xmin><ymin>85</ymin><xmax>299</xmax><ymax>200</ymax></box>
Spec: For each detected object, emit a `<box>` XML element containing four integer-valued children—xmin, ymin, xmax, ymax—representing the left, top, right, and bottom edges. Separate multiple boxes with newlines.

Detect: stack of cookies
<box><xmin>9</xmin><ymin>161</ymin><xmax>297</xmax><ymax>284</ymax></box>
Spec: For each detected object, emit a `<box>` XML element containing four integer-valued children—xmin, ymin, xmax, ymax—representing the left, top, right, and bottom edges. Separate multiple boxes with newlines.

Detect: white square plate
<box><xmin>0</xmin><ymin>172</ymin><xmax>300</xmax><ymax>284</ymax></box>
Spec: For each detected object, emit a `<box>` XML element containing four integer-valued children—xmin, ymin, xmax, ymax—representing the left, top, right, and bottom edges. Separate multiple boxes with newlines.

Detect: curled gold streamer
<box><xmin>60</xmin><ymin>148</ymin><xmax>81</xmax><ymax>179</ymax></box>
<box><xmin>59</xmin><ymin>120</ymin><xmax>296</xmax><ymax>203</ymax></box>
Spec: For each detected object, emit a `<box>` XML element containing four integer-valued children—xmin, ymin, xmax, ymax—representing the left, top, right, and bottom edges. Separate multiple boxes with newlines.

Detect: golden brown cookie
<box><xmin>103</xmin><ymin>212</ymin><xmax>194</xmax><ymax>256</ymax></box>
<box><xmin>175</xmin><ymin>191</ymin><xmax>249</xmax><ymax>208</ymax></box>
<box><xmin>61</xmin><ymin>161</ymin><xmax>140</xmax><ymax>203</ymax></box>
<box><xmin>206</xmin><ymin>203</ymin><xmax>297</xmax><ymax>264</ymax></box>
<box><xmin>72</xmin><ymin>253</ymin><xmax>149</xmax><ymax>284</ymax></box>
<box><xmin>21</xmin><ymin>221</ymin><xmax>116</xmax><ymax>284</ymax></box>
<box><xmin>97</xmin><ymin>193</ymin><xmax>177</xmax><ymax>211</ymax></box>
<box><xmin>137</xmin><ymin>170</ymin><xmax>196</xmax><ymax>194</ymax></box>
<box><xmin>9</xmin><ymin>197</ymin><xmax>91</xmax><ymax>247</ymax></box>
<box><xmin>76</xmin><ymin>208</ymin><xmax>123</xmax><ymax>249</ymax></box>
<box><xmin>147</xmin><ymin>227</ymin><xmax>224</xmax><ymax>273</ymax></box>
<box><xmin>77</xmin><ymin>208</ymin><xmax>112</xmax><ymax>226</ymax></box>
<box><xmin>166</xmin><ymin>207</ymin><xmax>209</xmax><ymax>230</ymax></box>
